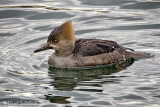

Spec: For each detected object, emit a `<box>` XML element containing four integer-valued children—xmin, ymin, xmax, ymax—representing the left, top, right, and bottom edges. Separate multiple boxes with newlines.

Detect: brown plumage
<box><xmin>34</xmin><ymin>20</ymin><xmax>153</xmax><ymax>68</ymax></box>
<box><xmin>72</xmin><ymin>39</ymin><xmax>134</xmax><ymax>56</ymax></box>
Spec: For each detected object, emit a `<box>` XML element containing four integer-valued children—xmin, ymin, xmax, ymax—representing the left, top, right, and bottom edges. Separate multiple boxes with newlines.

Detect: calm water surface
<box><xmin>0</xmin><ymin>0</ymin><xmax>160</xmax><ymax>106</ymax></box>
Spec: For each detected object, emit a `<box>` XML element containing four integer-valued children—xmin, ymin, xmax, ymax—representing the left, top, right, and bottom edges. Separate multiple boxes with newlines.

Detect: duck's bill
<box><xmin>34</xmin><ymin>43</ymin><xmax>52</xmax><ymax>53</ymax></box>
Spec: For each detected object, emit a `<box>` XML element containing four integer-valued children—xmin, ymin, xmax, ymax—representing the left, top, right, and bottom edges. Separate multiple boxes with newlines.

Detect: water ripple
<box><xmin>0</xmin><ymin>0</ymin><xmax>160</xmax><ymax>106</ymax></box>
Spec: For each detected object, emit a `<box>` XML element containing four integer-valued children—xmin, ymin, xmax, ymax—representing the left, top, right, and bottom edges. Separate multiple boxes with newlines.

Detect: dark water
<box><xmin>0</xmin><ymin>0</ymin><xmax>160</xmax><ymax>106</ymax></box>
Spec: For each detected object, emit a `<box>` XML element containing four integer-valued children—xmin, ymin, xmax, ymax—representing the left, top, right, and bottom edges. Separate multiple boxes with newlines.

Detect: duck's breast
<box><xmin>48</xmin><ymin>54</ymin><xmax>78</xmax><ymax>68</ymax></box>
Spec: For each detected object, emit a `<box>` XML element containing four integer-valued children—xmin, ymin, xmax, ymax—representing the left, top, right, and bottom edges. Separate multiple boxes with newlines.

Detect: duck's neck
<box><xmin>55</xmin><ymin>42</ymin><xmax>75</xmax><ymax>57</ymax></box>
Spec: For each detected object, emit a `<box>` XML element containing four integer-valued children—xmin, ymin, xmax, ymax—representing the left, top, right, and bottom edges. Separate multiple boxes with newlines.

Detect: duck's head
<box><xmin>34</xmin><ymin>20</ymin><xmax>76</xmax><ymax>56</ymax></box>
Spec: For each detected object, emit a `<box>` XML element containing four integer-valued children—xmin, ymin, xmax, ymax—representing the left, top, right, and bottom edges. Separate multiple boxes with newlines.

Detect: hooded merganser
<box><xmin>34</xmin><ymin>21</ymin><xmax>152</xmax><ymax>68</ymax></box>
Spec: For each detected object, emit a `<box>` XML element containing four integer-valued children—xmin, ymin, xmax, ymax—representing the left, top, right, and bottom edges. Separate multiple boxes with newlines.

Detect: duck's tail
<box><xmin>127</xmin><ymin>51</ymin><xmax>154</xmax><ymax>59</ymax></box>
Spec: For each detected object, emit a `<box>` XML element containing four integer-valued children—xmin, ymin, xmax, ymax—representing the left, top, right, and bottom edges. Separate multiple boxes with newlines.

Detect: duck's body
<box><xmin>34</xmin><ymin>21</ymin><xmax>152</xmax><ymax>68</ymax></box>
<box><xmin>48</xmin><ymin>39</ymin><xmax>131</xmax><ymax>68</ymax></box>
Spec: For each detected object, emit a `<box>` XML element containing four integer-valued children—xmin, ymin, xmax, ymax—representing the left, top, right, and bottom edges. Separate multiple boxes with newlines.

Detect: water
<box><xmin>0</xmin><ymin>0</ymin><xmax>160</xmax><ymax>106</ymax></box>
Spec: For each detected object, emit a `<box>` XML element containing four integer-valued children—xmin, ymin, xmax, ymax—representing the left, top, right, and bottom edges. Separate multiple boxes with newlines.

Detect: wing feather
<box><xmin>72</xmin><ymin>39</ymin><xmax>127</xmax><ymax>56</ymax></box>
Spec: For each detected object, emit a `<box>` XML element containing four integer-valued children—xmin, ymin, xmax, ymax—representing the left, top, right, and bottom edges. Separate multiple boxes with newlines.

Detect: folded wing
<box><xmin>72</xmin><ymin>39</ymin><xmax>133</xmax><ymax>56</ymax></box>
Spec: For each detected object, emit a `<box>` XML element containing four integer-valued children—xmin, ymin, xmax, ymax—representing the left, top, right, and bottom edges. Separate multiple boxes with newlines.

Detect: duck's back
<box><xmin>72</xmin><ymin>39</ymin><xmax>153</xmax><ymax>60</ymax></box>
<box><xmin>72</xmin><ymin>39</ymin><xmax>132</xmax><ymax>56</ymax></box>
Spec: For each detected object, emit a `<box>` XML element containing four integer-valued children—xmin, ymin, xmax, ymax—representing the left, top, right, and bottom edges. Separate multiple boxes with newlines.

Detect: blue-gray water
<box><xmin>0</xmin><ymin>0</ymin><xmax>160</xmax><ymax>106</ymax></box>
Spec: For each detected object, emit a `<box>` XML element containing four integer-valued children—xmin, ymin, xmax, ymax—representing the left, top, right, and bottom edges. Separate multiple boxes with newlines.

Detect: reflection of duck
<box><xmin>48</xmin><ymin>58</ymin><xmax>134</xmax><ymax>91</ymax></box>
<box><xmin>34</xmin><ymin>21</ymin><xmax>152</xmax><ymax>68</ymax></box>
<box><xmin>45</xmin><ymin>59</ymin><xmax>134</xmax><ymax>104</ymax></box>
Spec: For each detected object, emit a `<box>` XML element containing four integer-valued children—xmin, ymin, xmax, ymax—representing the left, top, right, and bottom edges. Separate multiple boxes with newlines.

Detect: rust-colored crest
<box><xmin>59</xmin><ymin>20</ymin><xmax>75</xmax><ymax>41</ymax></box>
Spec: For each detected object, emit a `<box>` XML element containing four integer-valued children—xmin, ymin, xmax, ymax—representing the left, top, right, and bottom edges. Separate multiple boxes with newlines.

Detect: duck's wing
<box><xmin>72</xmin><ymin>39</ymin><xmax>133</xmax><ymax>56</ymax></box>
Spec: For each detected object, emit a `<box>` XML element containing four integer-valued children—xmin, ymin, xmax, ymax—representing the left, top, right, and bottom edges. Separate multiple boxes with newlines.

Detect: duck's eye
<box><xmin>53</xmin><ymin>39</ymin><xmax>58</xmax><ymax>43</ymax></box>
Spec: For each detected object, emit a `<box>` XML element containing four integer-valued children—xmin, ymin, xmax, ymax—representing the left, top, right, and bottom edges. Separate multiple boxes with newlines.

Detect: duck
<box><xmin>34</xmin><ymin>20</ymin><xmax>152</xmax><ymax>68</ymax></box>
